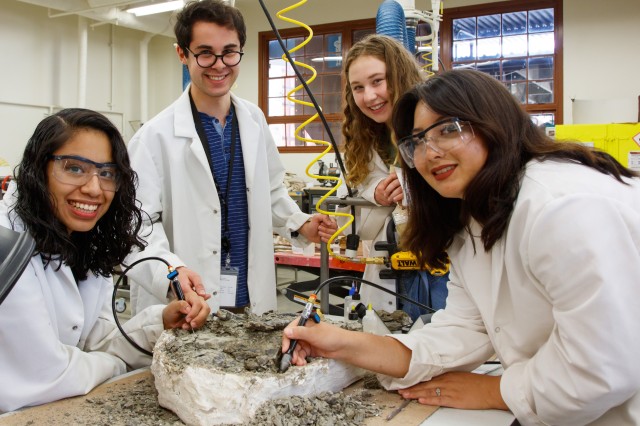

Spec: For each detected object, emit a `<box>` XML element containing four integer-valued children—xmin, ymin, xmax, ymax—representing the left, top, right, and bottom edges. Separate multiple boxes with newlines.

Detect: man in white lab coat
<box><xmin>125</xmin><ymin>0</ymin><xmax>334</xmax><ymax>315</ymax></box>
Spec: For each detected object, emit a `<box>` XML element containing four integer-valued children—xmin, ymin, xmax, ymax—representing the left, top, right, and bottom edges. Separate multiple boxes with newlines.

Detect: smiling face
<box><xmin>47</xmin><ymin>129</ymin><xmax>115</xmax><ymax>233</ymax></box>
<box><xmin>348</xmin><ymin>55</ymin><xmax>392</xmax><ymax>125</ymax></box>
<box><xmin>412</xmin><ymin>102</ymin><xmax>488</xmax><ymax>199</ymax></box>
<box><xmin>179</xmin><ymin>21</ymin><xmax>241</xmax><ymax>109</ymax></box>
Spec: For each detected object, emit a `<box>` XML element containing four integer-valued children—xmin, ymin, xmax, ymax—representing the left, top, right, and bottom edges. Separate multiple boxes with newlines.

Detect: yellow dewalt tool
<box><xmin>390</xmin><ymin>251</ymin><xmax>449</xmax><ymax>275</ymax></box>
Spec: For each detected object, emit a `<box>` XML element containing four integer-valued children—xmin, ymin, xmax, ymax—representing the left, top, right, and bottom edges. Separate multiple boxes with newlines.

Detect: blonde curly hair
<box><xmin>342</xmin><ymin>34</ymin><xmax>425</xmax><ymax>187</ymax></box>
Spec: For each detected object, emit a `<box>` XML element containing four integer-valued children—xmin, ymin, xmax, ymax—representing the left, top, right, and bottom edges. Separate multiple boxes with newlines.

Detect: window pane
<box><xmin>327</xmin><ymin>121</ymin><xmax>343</xmax><ymax>148</ymax></box>
<box><xmin>529</xmin><ymin>56</ymin><xmax>553</xmax><ymax>79</ymax></box>
<box><xmin>305</xmin><ymin>77</ymin><xmax>321</xmax><ymax>94</ymax></box>
<box><xmin>323</xmin><ymin>74</ymin><xmax>342</xmax><ymax>93</ymax></box>
<box><xmin>477</xmin><ymin>37</ymin><xmax>501</xmax><ymax>59</ymax></box>
<box><xmin>453</xmin><ymin>63</ymin><xmax>476</xmax><ymax>70</ymax></box>
<box><xmin>502</xmin><ymin>11</ymin><xmax>526</xmax><ymax>35</ymax></box>
<box><xmin>502</xmin><ymin>35</ymin><xmax>527</xmax><ymax>58</ymax></box>
<box><xmin>269</xmin><ymin>58</ymin><xmax>286</xmax><ymax>78</ymax></box>
<box><xmin>323</xmin><ymin>93</ymin><xmax>342</xmax><ymax>114</ymax></box>
<box><xmin>528</xmin><ymin>80</ymin><xmax>553</xmax><ymax>104</ymax></box>
<box><xmin>302</xmin><ymin>121</ymin><xmax>324</xmax><ymax>146</ymax></box>
<box><xmin>287</xmin><ymin>123</ymin><xmax>304</xmax><ymax>146</ymax></box>
<box><xmin>453</xmin><ymin>17</ymin><xmax>476</xmax><ymax>40</ymax></box>
<box><xmin>478</xmin><ymin>14</ymin><xmax>500</xmax><ymax>38</ymax></box>
<box><xmin>453</xmin><ymin>40</ymin><xmax>476</xmax><ymax>61</ymax></box>
<box><xmin>528</xmin><ymin>8</ymin><xmax>554</xmax><ymax>33</ymax></box>
<box><xmin>270</xmin><ymin>123</ymin><xmax>286</xmax><ymax>147</ymax></box>
<box><xmin>287</xmin><ymin>122</ymin><xmax>322</xmax><ymax>147</ymax></box>
<box><xmin>502</xmin><ymin>59</ymin><xmax>526</xmax><ymax>81</ymax></box>
<box><xmin>325</xmin><ymin>34</ymin><xmax>343</xmax><ymax>70</ymax></box>
<box><xmin>353</xmin><ymin>28</ymin><xmax>375</xmax><ymax>43</ymax></box>
<box><xmin>292</xmin><ymin>94</ymin><xmax>305</xmax><ymax>115</ymax></box>
<box><xmin>476</xmin><ymin>61</ymin><xmax>500</xmax><ymax>79</ymax></box>
<box><xmin>268</xmin><ymin>78</ymin><xmax>286</xmax><ymax>98</ymax></box>
<box><xmin>268</xmin><ymin>39</ymin><xmax>283</xmax><ymax>59</ymax></box>
<box><xmin>531</xmin><ymin>113</ymin><xmax>555</xmax><ymax>127</ymax></box>
<box><xmin>284</xmin><ymin>77</ymin><xmax>297</xmax><ymax>95</ymax></box>
<box><xmin>529</xmin><ymin>32</ymin><xmax>554</xmax><ymax>55</ymax></box>
<box><xmin>268</xmin><ymin>97</ymin><xmax>285</xmax><ymax>116</ymax></box>
<box><xmin>506</xmin><ymin>82</ymin><xmax>526</xmax><ymax>103</ymax></box>
<box><xmin>304</xmin><ymin>96</ymin><xmax>316</xmax><ymax>116</ymax></box>
<box><xmin>269</xmin><ymin>38</ymin><xmax>304</xmax><ymax>60</ymax></box>
<box><xmin>304</xmin><ymin>35</ymin><xmax>323</xmax><ymax>56</ymax></box>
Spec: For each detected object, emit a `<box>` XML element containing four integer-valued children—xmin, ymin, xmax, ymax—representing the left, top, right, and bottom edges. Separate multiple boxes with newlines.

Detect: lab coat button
<box><xmin>72</xmin><ymin>325</ymin><xmax>79</xmax><ymax>330</ymax></box>
<box><xmin>212</xmin><ymin>250</ymin><xmax>217</xmax><ymax>255</ymax></box>
<box><xmin>495</xmin><ymin>327</ymin><xmax>500</xmax><ymax>333</ymax></box>
<box><xmin>213</xmin><ymin>209</ymin><xmax>218</xmax><ymax>215</ymax></box>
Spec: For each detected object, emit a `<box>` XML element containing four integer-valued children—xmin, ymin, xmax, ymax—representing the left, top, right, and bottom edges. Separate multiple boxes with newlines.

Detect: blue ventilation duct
<box><xmin>376</xmin><ymin>0</ymin><xmax>411</xmax><ymax>52</ymax></box>
<box><xmin>406</xmin><ymin>25</ymin><xmax>417</xmax><ymax>55</ymax></box>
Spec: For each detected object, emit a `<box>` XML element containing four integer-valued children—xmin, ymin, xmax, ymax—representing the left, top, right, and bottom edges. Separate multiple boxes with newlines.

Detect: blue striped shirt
<box><xmin>199</xmin><ymin>109</ymin><xmax>249</xmax><ymax>307</ymax></box>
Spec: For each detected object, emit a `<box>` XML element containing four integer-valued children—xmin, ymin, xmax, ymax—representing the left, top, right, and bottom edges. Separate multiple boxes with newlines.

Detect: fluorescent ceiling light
<box><xmin>127</xmin><ymin>1</ymin><xmax>184</xmax><ymax>16</ymax></box>
<box><xmin>310</xmin><ymin>56</ymin><xmax>343</xmax><ymax>63</ymax></box>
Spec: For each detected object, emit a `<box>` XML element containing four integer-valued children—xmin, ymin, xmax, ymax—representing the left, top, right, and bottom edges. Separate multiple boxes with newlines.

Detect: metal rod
<box><xmin>318</xmin><ymin>196</ymin><xmax>375</xmax><ymax>314</ymax></box>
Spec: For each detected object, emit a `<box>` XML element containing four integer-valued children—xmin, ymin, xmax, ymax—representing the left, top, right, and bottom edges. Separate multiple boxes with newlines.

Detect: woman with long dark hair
<box><xmin>0</xmin><ymin>109</ymin><xmax>209</xmax><ymax>412</ymax></box>
<box><xmin>282</xmin><ymin>70</ymin><xmax>640</xmax><ymax>425</ymax></box>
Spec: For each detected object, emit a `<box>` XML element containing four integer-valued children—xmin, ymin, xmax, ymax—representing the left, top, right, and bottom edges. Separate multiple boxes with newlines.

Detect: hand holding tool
<box><xmin>279</xmin><ymin>294</ymin><xmax>320</xmax><ymax>372</ymax></box>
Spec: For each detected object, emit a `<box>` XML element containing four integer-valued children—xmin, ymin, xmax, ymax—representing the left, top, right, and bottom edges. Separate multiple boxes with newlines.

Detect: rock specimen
<box><xmin>152</xmin><ymin>310</ymin><xmax>366</xmax><ymax>425</ymax></box>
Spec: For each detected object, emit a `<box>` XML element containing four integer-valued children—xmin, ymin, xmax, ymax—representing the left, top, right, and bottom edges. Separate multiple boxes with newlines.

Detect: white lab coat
<box><xmin>125</xmin><ymin>88</ymin><xmax>309</xmax><ymax>315</ymax></box>
<box><xmin>379</xmin><ymin>160</ymin><xmax>640</xmax><ymax>425</ymax></box>
<box><xmin>337</xmin><ymin>151</ymin><xmax>396</xmax><ymax>310</ymax></box>
<box><xmin>0</xmin><ymin>190</ymin><xmax>164</xmax><ymax>413</ymax></box>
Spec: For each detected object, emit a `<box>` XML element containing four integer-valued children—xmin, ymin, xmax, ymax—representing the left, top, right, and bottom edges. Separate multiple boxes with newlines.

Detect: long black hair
<box><xmin>392</xmin><ymin>69</ymin><xmax>638</xmax><ymax>268</ymax></box>
<box><xmin>12</xmin><ymin>108</ymin><xmax>145</xmax><ymax>281</ymax></box>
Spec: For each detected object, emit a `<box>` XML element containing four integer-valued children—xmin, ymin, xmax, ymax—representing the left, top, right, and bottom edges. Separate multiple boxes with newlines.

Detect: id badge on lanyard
<box><xmin>219</xmin><ymin>252</ymin><xmax>238</xmax><ymax>306</ymax></box>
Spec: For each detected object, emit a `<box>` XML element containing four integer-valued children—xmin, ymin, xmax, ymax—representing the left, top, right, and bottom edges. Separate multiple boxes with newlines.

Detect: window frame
<box><xmin>440</xmin><ymin>0</ymin><xmax>563</xmax><ymax>124</ymax></box>
<box><xmin>258</xmin><ymin>19</ymin><xmax>375</xmax><ymax>153</ymax></box>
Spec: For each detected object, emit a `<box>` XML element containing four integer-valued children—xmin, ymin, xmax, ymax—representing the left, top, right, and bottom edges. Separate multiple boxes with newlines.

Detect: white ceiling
<box><xmin>13</xmin><ymin>0</ymin><xmax>240</xmax><ymax>37</ymax></box>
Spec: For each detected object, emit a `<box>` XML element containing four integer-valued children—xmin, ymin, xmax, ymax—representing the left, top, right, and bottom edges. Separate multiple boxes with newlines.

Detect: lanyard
<box><xmin>188</xmin><ymin>91</ymin><xmax>238</xmax><ymax>262</ymax></box>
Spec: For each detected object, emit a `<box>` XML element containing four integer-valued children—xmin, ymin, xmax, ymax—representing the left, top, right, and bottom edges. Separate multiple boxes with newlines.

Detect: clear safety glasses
<box><xmin>397</xmin><ymin>118</ymin><xmax>475</xmax><ymax>168</ymax></box>
<box><xmin>184</xmin><ymin>47</ymin><xmax>244</xmax><ymax>68</ymax></box>
<box><xmin>50</xmin><ymin>155</ymin><xmax>120</xmax><ymax>192</ymax></box>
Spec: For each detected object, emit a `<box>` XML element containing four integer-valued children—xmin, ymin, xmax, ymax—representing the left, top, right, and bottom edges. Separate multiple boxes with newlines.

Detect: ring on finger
<box><xmin>435</xmin><ymin>387</ymin><xmax>441</xmax><ymax>397</ymax></box>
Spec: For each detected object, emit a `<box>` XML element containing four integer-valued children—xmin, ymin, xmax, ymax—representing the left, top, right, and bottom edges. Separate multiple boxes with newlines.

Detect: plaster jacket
<box><xmin>337</xmin><ymin>150</ymin><xmax>396</xmax><ymax>310</ymax></box>
<box><xmin>0</xmin><ymin>192</ymin><xmax>164</xmax><ymax>413</ymax></box>
<box><xmin>379</xmin><ymin>160</ymin><xmax>640</xmax><ymax>425</ymax></box>
<box><xmin>125</xmin><ymin>88</ymin><xmax>310</xmax><ymax>315</ymax></box>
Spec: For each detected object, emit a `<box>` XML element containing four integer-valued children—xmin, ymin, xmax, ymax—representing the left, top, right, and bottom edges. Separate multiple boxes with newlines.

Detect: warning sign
<box><xmin>633</xmin><ymin>132</ymin><xmax>640</xmax><ymax>148</ymax></box>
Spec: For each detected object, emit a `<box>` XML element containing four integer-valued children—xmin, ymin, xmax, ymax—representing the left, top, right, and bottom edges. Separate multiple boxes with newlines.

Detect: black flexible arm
<box><xmin>112</xmin><ymin>256</ymin><xmax>174</xmax><ymax>356</ymax></box>
<box><xmin>315</xmin><ymin>275</ymin><xmax>436</xmax><ymax>314</ymax></box>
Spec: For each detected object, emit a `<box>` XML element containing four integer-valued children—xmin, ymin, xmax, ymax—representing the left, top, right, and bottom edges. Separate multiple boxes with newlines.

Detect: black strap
<box><xmin>188</xmin><ymin>91</ymin><xmax>238</xmax><ymax>254</ymax></box>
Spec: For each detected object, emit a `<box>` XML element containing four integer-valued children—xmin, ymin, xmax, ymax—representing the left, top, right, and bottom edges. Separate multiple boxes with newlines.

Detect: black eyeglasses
<box><xmin>49</xmin><ymin>155</ymin><xmax>120</xmax><ymax>192</ymax></box>
<box><xmin>184</xmin><ymin>47</ymin><xmax>244</xmax><ymax>68</ymax></box>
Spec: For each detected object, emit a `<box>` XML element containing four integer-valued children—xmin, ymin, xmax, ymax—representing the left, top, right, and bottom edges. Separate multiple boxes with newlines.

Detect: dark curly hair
<box><xmin>392</xmin><ymin>69</ymin><xmax>639</xmax><ymax>269</ymax></box>
<box><xmin>175</xmin><ymin>0</ymin><xmax>246</xmax><ymax>52</ymax></box>
<box><xmin>11</xmin><ymin>108</ymin><xmax>145</xmax><ymax>281</ymax></box>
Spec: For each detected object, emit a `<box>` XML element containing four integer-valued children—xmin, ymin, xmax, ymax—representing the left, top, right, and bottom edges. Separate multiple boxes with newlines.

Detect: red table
<box><xmin>274</xmin><ymin>251</ymin><xmax>366</xmax><ymax>272</ymax></box>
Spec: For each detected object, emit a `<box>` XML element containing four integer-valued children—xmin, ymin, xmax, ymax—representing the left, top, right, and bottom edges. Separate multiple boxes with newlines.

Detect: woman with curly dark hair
<box><xmin>0</xmin><ymin>108</ymin><xmax>209</xmax><ymax>413</ymax></box>
<box><xmin>283</xmin><ymin>70</ymin><xmax>640</xmax><ymax>425</ymax></box>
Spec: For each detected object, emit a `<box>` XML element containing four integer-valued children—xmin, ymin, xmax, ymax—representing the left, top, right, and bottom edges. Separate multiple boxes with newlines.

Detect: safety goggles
<box><xmin>397</xmin><ymin>118</ymin><xmax>475</xmax><ymax>168</ymax></box>
<box><xmin>49</xmin><ymin>155</ymin><xmax>120</xmax><ymax>192</ymax></box>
